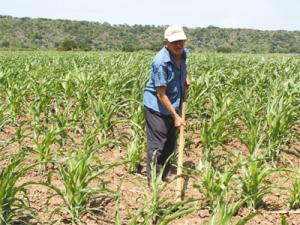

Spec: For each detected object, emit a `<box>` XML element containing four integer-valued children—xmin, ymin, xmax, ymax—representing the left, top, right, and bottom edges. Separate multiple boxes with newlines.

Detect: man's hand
<box><xmin>157</xmin><ymin>86</ymin><xmax>185</xmax><ymax>127</ymax></box>
<box><xmin>174</xmin><ymin>114</ymin><xmax>186</xmax><ymax>128</ymax></box>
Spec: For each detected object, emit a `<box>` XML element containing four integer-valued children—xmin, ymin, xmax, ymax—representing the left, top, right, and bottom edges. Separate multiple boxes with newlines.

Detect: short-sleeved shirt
<box><xmin>143</xmin><ymin>47</ymin><xmax>187</xmax><ymax>116</ymax></box>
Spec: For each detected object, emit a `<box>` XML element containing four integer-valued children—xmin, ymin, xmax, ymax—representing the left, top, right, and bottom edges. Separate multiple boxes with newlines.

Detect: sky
<box><xmin>1</xmin><ymin>0</ymin><xmax>300</xmax><ymax>31</ymax></box>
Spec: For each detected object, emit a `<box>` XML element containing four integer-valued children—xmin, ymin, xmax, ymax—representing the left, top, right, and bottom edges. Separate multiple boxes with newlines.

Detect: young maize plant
<box><xmin>5</xmin><ymin>84</ymin><xmax>23</xmax><ymax>119</ymax></box>
<box><xmin>122</xmin><ymin>159</ymin><xmax>196</xmax><ymax>225</ymax></box>
<box><xmin>288</xmin><ymin>168</ymin><xmax>300</xmax><ymax>209</ymax></box>
<box><xmin>119</xmin><ymin>61</ymin><xmax>148</xmax><ymax>108</ymax></box>
<box><xmin>127</xmin><ymin>104</ymin><xmax>146</xmax><ymax>173</ymax></box>
<box><xmin>238</xmin><ymin>98</ymin><xmax>265</xmax><ymax>156</ymax></box>
<box><xmin>237</xmin><ymin>156</ymin><xmax>278</xmax><ymax>210</ymax></box>
<box><xmin>52</xmin><ymin>101</ymin><xmax>75</xmax><ymax>148</ymax></box>
<box><xmin>72</xmin><ymin>65</ymin><xmax>96</xmax><ymax>113</ymax></box>
<box><xmin>60</xmin><ymin>71</ymin><xmax>76</xmax><ymax>99</ymax></box>
<box><xmin>0</xmin><ymin>105</ymin><xmax>11</xmax><ymax>133</ymax></box>
<box><xmin>27</xmin><ymin>92</ymin><xmax>53</xmax><ymax>129</ymax></box>
<box><xmin>114</xmin><ymin>178</ymin><xmax>123</xmax><ymax>225</ymax></box>
<box><xmin>193</xmin><ymin>159</ymin><xmax>238</xmax><ymax>212</ymax></box>
<box><xmin>127</xmin><ymin>131</ymin><xmax>145</xmax><ymax>173</ymax></box>
<box><xmin>281</xmin><ymin>215</ymin><xmax>290</xmax><ymax>225</ymax></box>
<box><xmin>30</xmin><ymin>79</ymin><xmax>53</xmax><ymax>122</ymax></box>
<box><xmin>185</xmin><ymin>72</ymin><xmax>208</xmax><ymax>117</ymax></box>
<box><xmin>33</xmin><ymin>125</ymin><xmax>61</xmax><ymax>172</ymax></box>
<box><xmin>206</xmin><ymin>198</ymin><xmax>259</xmax><ymax>225</ymax></box>
<box><xmin>91</xmin><ymin>94</ymin><xmax>125</xmax><ymax>137</ymax></box>
<box><xmin>265</xmin><ymin>93</ymin><xmax>298</xmax><ymax>162</ymax></box>
<box><xmin>200</xmin><ymin>92</ymin><xmax>235</xmax><ymax>161</ymax></box>
<box><xmin>36</xmin><ymin>132</ymin><xmax>120</xmax><ymax>223</ymax></box>
<box><xmin>0</xmin><ymin>151</ymin><xmax>37</xmax><ymax>224</ymax></box>
<box><xmin>289</xmin><ymin>178</ymin><xmax>300</xmax><ymax>209</ymax></box>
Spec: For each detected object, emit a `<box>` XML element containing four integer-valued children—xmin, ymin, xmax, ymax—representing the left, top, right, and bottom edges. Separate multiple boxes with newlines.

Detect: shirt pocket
<box><xmin>166</xmin><ymin>67</ymin><xmax>178</xmax><ymax>96</ymax></box>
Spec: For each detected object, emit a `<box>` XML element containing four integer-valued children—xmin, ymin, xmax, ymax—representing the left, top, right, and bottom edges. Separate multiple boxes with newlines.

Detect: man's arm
<box><xmin>183</xmin><ymin>72</ymin><xmax>191</xmax><ymax>102</ymax></box>
<box><xmin>185</xmin><ymin>72</ymin><xmax>191</xmax><ymax>87</ymax></box>
<box><xmin>157</xmin><ymin>86</ymin><xmax>183</xmax><ymax>128</ymax></box>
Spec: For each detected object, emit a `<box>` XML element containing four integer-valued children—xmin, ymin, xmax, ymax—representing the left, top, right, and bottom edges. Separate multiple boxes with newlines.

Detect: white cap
<box><xmin>164</xmin><ymin>25</ymin><xmax>187</xmax><ymax>42</ymax></box>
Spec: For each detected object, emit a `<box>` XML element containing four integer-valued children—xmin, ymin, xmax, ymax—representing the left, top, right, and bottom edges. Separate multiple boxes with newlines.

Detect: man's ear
<box><xmin>163</xmin><ymin>39</ymin><xmax>168</xmax><ymax>48</ymax></box>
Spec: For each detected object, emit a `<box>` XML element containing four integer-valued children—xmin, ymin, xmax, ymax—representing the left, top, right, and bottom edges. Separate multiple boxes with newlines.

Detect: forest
<box><xmin>0</xmin><ymin>15</ymin><xmax>300</xmax><ymax>53</ymax></box>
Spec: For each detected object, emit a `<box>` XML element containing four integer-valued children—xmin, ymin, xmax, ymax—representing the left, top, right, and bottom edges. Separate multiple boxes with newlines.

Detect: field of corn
<box><xmin>1</xmin><ymin>51</ymin><xmax>300</xmax><ymax>225</ymax></box>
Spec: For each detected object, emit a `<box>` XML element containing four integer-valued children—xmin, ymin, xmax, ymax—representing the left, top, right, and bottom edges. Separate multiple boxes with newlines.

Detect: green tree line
<box><xmin>0</xmin><ymin>15</ymin><xmax>299</xmax><ymax>53</ymax></box>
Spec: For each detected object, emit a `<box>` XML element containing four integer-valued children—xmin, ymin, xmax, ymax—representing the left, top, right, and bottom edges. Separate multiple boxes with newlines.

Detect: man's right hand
<box><xmin>174</xmin><ymin>115</ymin><xmax>185</xmax><ymax>128</ymax></box>
<box><xmin>156</xmin><ymin>87</ymin><xmax>186</xmax><ymax>128</ymax></box>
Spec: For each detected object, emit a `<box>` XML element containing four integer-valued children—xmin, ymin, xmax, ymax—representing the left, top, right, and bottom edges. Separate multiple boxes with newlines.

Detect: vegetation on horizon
<box><xmin>1</xmin><ymin>15</ymin><xmax>300</xmax><ymax>53</ymax></box>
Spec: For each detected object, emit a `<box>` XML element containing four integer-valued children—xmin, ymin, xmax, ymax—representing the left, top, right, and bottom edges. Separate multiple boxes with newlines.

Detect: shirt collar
<box><xmin>162</xmin><ymin>47</ymin><xmax>187</xmax><ymax>64</ymax></box>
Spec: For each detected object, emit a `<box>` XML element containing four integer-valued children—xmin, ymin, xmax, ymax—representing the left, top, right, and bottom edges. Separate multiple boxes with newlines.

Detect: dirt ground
<box><xmin>1</xmin><ymin>122</ymin><xmax>300</xmax><ymax>225</ymax></box>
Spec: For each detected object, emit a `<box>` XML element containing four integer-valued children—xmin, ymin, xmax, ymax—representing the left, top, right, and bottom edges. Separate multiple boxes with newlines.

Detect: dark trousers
<box><xmin>144</xmin><ymin>107</ymin><xmax>177</xmax><ymax>182</ymax></box>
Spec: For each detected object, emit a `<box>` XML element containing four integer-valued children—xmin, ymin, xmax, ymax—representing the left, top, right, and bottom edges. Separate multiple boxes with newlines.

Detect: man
<box><xmin>143</xmin><ymin>25</ymin><xmax>190</xmax><ymax>182</ymax></box>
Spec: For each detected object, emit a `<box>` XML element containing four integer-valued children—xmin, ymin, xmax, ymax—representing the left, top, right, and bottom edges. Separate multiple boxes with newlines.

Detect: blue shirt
<box><xmin>143</xmin><ymin>47</ymin><xmax>187</xmax><ymax>115</ymax></box>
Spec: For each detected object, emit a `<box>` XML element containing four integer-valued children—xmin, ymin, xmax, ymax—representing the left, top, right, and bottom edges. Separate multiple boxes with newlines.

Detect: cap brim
<box><xmin>167</xmin><ymin>33</ymin><xmax>187</xmax><ymax>42</ymax></box>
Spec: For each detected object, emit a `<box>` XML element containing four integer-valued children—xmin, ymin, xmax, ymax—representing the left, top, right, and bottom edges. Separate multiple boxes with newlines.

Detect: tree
<box><xmin>1</xmin><ymin>41</ymin><xmax>10</xmax><ymax>47</ymax></box>
<box><xmin>59</xmin><ymin>39</ymin><xmax>77</xmax><ymax>51</ymax></box>
<box><xmin>216</xmin><ymin>44</ymin><xmax>232</xmax><ymax>53</ymax></box>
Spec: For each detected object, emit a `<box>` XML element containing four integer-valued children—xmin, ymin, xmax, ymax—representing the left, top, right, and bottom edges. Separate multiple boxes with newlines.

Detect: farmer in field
<box><xmin>143</xmin><ymin>25</ymin><xmax>190</xmax><ymax>183</ymax></box>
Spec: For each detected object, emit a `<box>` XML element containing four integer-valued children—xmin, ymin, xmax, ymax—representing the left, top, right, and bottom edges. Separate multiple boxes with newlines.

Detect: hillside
<box><xmin>0</xmin><ymin>15</ymin><xmax>300</xmax><ymax>53</ymax></box>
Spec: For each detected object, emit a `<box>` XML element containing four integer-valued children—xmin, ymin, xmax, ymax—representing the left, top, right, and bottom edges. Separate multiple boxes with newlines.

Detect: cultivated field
<box><xmin>1</xmin><ymin>51</ymin><xmax>300</xmax><ymax>224</ymax></box>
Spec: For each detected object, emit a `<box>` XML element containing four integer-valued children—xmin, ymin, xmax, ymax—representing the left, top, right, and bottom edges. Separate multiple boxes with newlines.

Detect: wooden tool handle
<box><xmin>176</xmin><ymin>100</ymin><xmax>186</xmax><ymax>200</ymax></box>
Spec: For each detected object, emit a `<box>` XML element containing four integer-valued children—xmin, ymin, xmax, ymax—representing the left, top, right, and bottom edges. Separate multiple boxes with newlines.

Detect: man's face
<box><xmin>165</xmin><ymin>40</ymin><xmax>185</xmax><ymax>58</ymax></box>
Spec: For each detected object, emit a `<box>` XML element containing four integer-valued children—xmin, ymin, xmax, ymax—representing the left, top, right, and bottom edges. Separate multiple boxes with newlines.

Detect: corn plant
<box><xmin>0</xmin><ymin>105</ymin><xmax>10</xmax><ymax>132</ymax></box>
<box><xmin>37</xmin><ymin>133</ymin><xmax>120</xmax><ymax>223</ymax></box>
<box><xmin>289</xmin><ymin>178</ymin><xmax>300</xmax><ymax>209</ymax></box>
<box><xmin>237</xmin><ymin>156</ymin><xmax>277</xmax><ymax>209</ymax></box>
<box><xmin>125</xmin><ymin>160</ymin><xmax>197</xmax><ymax>225</ymax></box>
<box><xmin>91</xmin><ymin>95</ymin><xmax>124</xmax><ymax>136</ymax></box>
<box><xmin>60</xmin><ymin>71</ymin><xmax>76</xmax><ymax>99</ymax></box>
<box><xmin>281</xmin><ymin>215</ymin><xmax>290</xmax><ymax>225</ymax></box>
<box><xmin>200</xmin><ymin>93</ymin><xmax>235</xmax><ymax>161</ymax></box>
<box><xmin>5</xmin><ymin>83</ymin><xmax>26</xmax><ymax>120</ymax></box>
<box><xmin>239</xmin><ymin>120</ymin><xmax>264</xmax><ymax>156</ymax></box>
<box><xmin>30</xmin><ymin>80</ymin><xmax>52</xmax><ymax>122</ymax></box>
<box><xmin>187</xmin><ymin>73</ymin><xmax>209</xmax><ymax>116</ymax></box>
<box><xmin>127</xmin><ymin>104</ymin><xmax>146</xmax><ymax>173</ymax></box>
<box><xmin>0</xmin><ymin>151</ymin><xmax>37</xmax><ymax>224</ymax></box>
<box><xmin>70</xmin><ymin>60</ymin><xmax>108</xmax><ymax>114</ymax></box>
<box><xmin>238</xmin><ymin>99</ymin><xmax>265</xmax><ymax>156</ymax></box>
<box><xmin>120</xmin><ymin>68</ymin><xmax>147</xmax><ymax>114</ymax></box>
<box><xmin>287</xmin><ymin>168</ymin><xmax>300</xmax><ymax>209</ymax></box>
<box><xmin>32</xmin><ymin>126</ymin><xmax>61</xmax><ymax>171</ymax></box>
<box><xmin>206</xmin><ymin>199</ymin><xmax>259</xmax><ymax>225</ymax></box>
<box><xmin>127</xmin><ymin>132</ymin><xmax>145</xmax><ymax>173</ymax></box>
<box><xmin>193</xmin><ymin>160</ymin><xmax>238</xmax><ymax>211</ymax></box>
<box><xmin>73</xmin><ymin>69</ymin><xmax>95</xmax><ymax>112</ymax></box>
<box><xmin>52</xmin><ymin>101</ymin><xmax>77</xmax><ymax>148</ymax></box>
<box><xmin>114</xmin><ymin>178</ymin><xmax>123</xmax><ymax>225</ymax></box>
<box><xmin>265</xmin><ymin>93</ymin><xmax>299</xmax><ymax>162</ymax></box>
